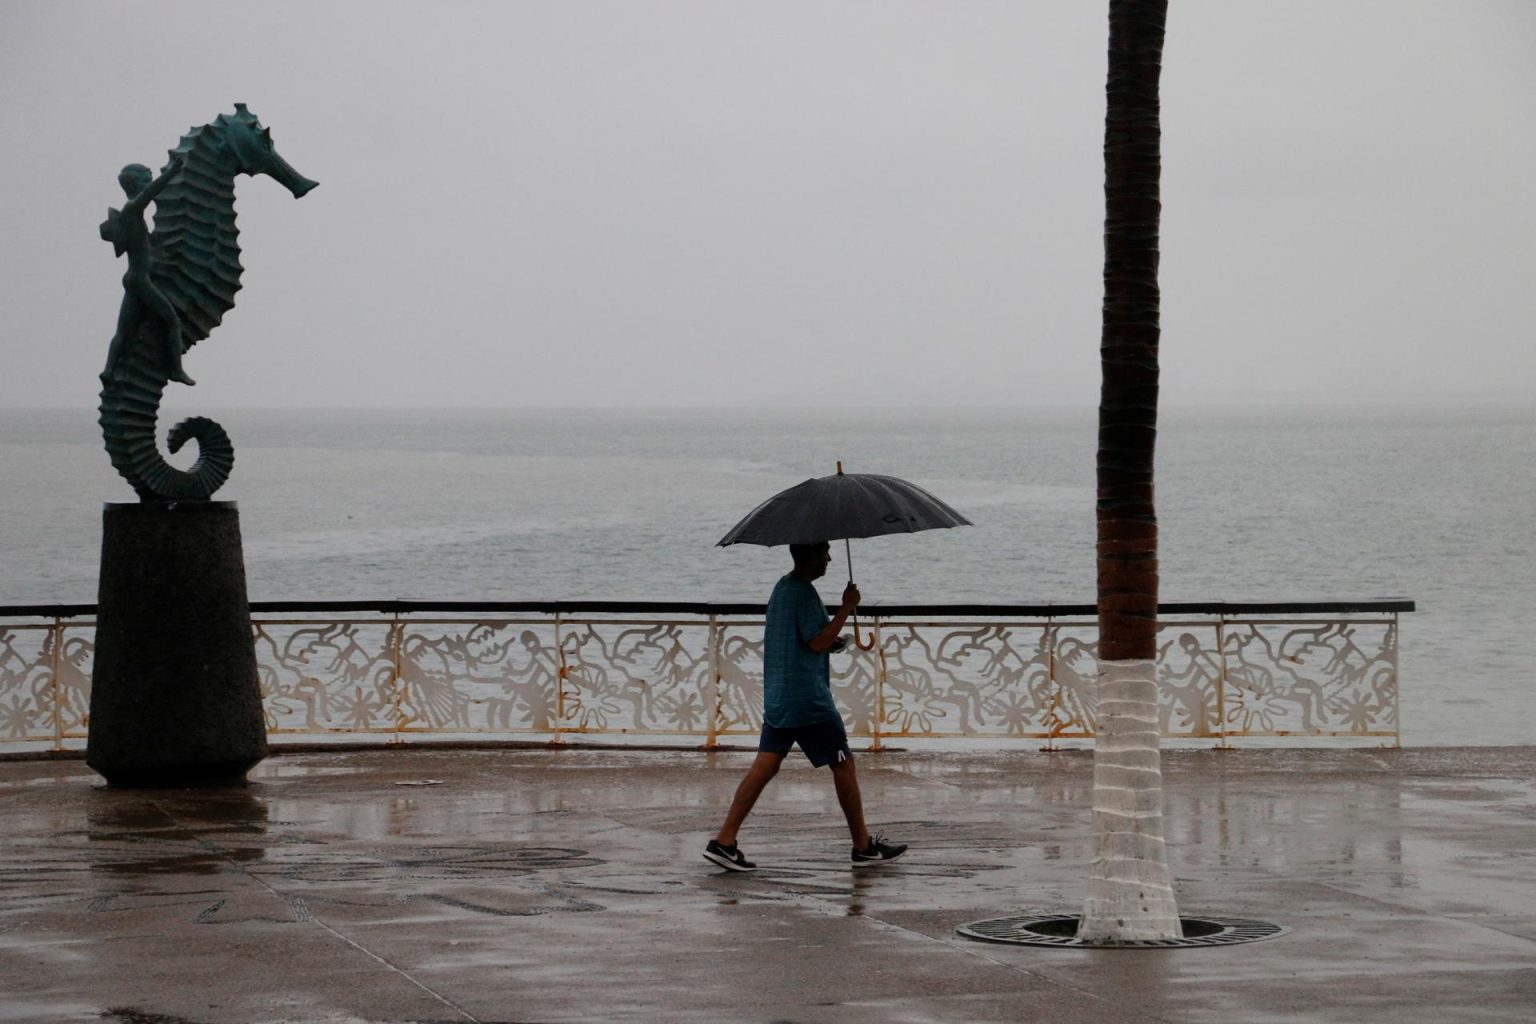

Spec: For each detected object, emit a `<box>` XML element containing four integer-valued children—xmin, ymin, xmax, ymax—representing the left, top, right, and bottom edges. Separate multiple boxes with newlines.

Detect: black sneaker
<box><xmin>851</xmin><ymin>832</ymin><xmax>908</xmax><ymax>865</ymax></box>
<box><xmin>703</xmin><ymin>839</ymin><xmax>757</xmax><ymax>872</ymax></box>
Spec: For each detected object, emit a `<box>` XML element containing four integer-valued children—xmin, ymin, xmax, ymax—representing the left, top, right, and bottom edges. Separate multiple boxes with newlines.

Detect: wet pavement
<box><xmin>2</xmin><ymin>744</ymin><xmax>1534</xmax><ymax>1023</ymax></box>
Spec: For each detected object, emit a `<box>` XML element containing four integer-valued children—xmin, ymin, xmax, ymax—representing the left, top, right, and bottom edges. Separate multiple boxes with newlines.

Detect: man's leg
<box><xmin>829</xmin><ymin>755</ymin><xmax>871</xmax><ymax>850</ymax></box>
<box><xmin>833</xmin><ymin>756</ymin><xmax>909</xmax><ymax>863</ymax></box>
<box><xmin>715</xmin><ymin>750</ymin><xmax>785</xmax><ymax>846</ymax></box>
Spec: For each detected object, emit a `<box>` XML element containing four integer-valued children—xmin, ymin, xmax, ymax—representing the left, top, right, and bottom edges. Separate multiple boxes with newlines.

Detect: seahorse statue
<box><xmin>98</xmin><ymin>104</ymin><xmax>317</xmax><ymax>501</ymax></box>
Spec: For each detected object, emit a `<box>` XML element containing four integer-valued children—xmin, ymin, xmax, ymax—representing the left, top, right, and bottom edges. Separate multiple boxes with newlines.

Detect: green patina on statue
<box><xmin>98</xmin><ymin>104</ymin><xmax>317</xmax><ymax>501</ymax></box>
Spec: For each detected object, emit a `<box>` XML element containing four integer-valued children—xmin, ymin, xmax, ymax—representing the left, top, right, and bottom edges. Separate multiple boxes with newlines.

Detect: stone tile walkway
<box><xmin>2</xmin><ymin>745</ymin><xmax>1533</xmax><ymax>1023</ymax></box>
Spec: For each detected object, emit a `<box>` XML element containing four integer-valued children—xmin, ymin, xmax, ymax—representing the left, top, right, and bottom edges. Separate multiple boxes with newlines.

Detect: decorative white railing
<box><xmin>0</xmin><ymin>599</ymin><xmax>1409</xmax><ymax>754</ymax></box>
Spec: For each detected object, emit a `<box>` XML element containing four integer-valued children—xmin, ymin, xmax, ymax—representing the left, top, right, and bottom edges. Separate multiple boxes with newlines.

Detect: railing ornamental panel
<box><xmin>1218</xmin><ymin>620</ymin><xmax>1398</xmax><ymax>738</ymax></box>
<box><xmin>0</xmin><ymin>602</ymin><xmax>1406</xmax><ymax>752</ymax></box>
<box><xmin>559</xmin><ymin>620</ymin><xmax>713</xmax><ymax>734</ymax></box>
<box><xmin>0</xmin><ymin>623</ymin><xmax>92</xmax><ymax>745</ymax></box>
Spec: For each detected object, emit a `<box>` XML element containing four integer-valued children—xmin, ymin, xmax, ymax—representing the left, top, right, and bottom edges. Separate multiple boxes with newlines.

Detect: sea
<box><xmin>2</xmin><ymin>404</ymin><xmax>1531</xmax><ymax>747</ymax></box>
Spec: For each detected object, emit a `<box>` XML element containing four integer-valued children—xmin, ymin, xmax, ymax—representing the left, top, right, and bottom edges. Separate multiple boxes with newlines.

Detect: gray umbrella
<box><xmin>718</xmin><ymin>463</ymin><xmax>973</xmax><ymax>648</ymax></box>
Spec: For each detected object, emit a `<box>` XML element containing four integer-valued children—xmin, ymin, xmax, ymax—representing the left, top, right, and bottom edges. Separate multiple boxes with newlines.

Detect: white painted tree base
<box><xmin>1078</xmin><ymin>658</ymin><xmax>1183</xmax><ymax>942</ymax></box>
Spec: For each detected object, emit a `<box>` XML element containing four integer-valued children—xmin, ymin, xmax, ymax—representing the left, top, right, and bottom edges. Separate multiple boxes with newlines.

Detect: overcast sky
<box><xmin>2</xmin><ymin>0</ymin><xmax>1532</xmax><ymax>410</ymax></box>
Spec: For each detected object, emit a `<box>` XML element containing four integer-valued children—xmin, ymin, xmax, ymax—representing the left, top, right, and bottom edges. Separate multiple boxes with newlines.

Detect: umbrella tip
<box><xmin>836</xmin><ymin>461</ymin><xmax>843</xmax><ymax>475</ymax></box>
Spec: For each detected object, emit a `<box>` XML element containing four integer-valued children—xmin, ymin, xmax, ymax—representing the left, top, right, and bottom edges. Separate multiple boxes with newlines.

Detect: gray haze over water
<box><xmin>2</xmin><ymin>405</ymin><xmax>1531</xmax><ymax>747</ymax></box>
<box><xmin>2</xmin><ymin>1</ymin><xmax>1534</xmax><ymax>410</ymax></box>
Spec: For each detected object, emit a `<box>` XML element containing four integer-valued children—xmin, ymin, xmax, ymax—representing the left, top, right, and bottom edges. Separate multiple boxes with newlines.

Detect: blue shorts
<box><xmin>759</xmin><ymin>717</ymin><xmax>852</xmax><ymax>768</ymax></box>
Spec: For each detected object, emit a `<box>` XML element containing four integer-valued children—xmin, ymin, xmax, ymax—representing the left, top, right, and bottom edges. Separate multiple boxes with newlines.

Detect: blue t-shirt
<box><xmin>762</xmin><ymin>575</ymin><xmax>840</xmax><ymax>728</ymax></box>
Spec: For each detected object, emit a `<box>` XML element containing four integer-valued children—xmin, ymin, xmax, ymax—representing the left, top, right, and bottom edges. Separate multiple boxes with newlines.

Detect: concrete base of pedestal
<box><xmin>86</xmin><ymin>501</ymin><xmax>267</xmax><ymax>787</ymax></box>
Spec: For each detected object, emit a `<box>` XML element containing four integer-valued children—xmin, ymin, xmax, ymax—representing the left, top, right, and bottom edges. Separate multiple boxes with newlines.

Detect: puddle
<box><xmin>247</xmin><ymin>764</ymin><xmax>369</xmax><ymax>778</ymax></box>
<box><xmin>0</xmin><ymin>1003</ymin><xmax>100</xmax><ymax>1023</ymax></box>
<box><xmin>0</xmin><ymin>774</ymin><xmax>96</xmax><ymax>790</ymax></box>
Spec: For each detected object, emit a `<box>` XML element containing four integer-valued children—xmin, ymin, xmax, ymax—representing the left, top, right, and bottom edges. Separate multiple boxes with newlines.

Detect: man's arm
<box><xmin>808</xmin><ymin>582</ymin><xmax>860</xmax><ymax>653</ymax></box>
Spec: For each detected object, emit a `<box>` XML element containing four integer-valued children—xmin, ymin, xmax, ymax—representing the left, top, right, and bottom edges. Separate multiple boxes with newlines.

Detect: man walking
<box><xmin>704</xmin><ymin>541</ymin><xmax>907</xmax><ymax>871</ymax></box>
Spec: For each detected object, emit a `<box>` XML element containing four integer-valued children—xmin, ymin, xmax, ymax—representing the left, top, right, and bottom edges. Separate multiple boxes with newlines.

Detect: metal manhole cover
<box><xmin>956</xmin><ymin>913</ymin><xmax>1287</xmax><ymax>948</ymax></box>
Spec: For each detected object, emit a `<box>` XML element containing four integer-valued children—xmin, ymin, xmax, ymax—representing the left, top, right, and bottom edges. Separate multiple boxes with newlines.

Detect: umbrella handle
<box><xmin>844</xmin><ymin>537</ymin><xmax>878</xmax><ymax>651</ymax></box>
<box><xmin>852</xmin><ymin>614</ymin><xmax>877</xmax><ymax>652</ymax></box>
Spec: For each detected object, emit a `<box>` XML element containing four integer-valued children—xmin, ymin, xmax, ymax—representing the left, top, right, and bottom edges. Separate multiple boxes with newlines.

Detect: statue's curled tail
<box><xmin>101</xmin><ymin>373</ymin><xmax>235</xmax><ymax>500</ymax></box>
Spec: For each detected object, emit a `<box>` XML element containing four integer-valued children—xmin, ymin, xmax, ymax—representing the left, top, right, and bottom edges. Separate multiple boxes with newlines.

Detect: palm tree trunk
<box><xmin>1079</xmin><ymin>0</ymin><xmax>1181</xmax><ymax>943</ymax></box>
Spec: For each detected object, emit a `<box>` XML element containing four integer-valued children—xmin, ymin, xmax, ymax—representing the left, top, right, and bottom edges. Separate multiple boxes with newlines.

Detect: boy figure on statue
<box><xmin>704</xmin><ymin>542</ymin><xmax>907</xmax><ymax>871</ymax></box>
<box><xmin>100</xmin><ymin>154</ymin><xmax>196</xmax><ymax>387</ymax></box>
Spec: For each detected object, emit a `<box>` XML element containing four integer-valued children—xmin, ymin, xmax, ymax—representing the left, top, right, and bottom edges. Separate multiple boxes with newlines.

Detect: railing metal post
<box><xmin>1214</xmin><ymin>617</ymin><xmax>1231</xmax><ymax>750</ymax></box>
<box><xmin>389</xmin><ymin>611</ymin><xmax>406</xmax><ymax>743</ymax></box>
<box><xmin>705</xmin><ymin>614</ymin><xmax>720</xmax><ymax>750</ymax></box>
<box><xmin>1043</xmin><ymin>620</ymin><xmax>1060</xmax><ymax>752</ymax></box>
<box><xmin>553</xmin><ymin>612</ymin><xmax>566</xmax><ymax>746</ymax></box>
<box><xmin>1389</xmin><ymin>612</ymin><xmax>1402</xmax><ymax>748</ymax></box>
<box><xmin>49</xmin><ymin>616</ymin><xmax>65</xmax><ymax>752</ymax></box>
<box><xmin>870</xmin><ymin>617</ymin><xmax>885</xmax><ymax>751</ymax></box>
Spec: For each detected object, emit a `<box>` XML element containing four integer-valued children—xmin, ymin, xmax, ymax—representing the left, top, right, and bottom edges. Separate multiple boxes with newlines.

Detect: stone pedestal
<box><xmin>87</xmin><ymin>501</ymin><xmax>267</xmax><ymax>786</ymax></box>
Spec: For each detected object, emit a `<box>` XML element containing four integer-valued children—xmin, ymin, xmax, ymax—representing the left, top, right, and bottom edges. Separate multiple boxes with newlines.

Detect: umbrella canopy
<box><xmin>718</xmin><ymin>468</ymin><xmax>973</xmax><ymax>547</ymax></box>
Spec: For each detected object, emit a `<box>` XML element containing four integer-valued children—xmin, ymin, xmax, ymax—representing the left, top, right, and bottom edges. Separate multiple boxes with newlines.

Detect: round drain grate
<box><xmin>956</xmin><ymin>913</ymin><xmax>1286</xmax><ymax>948</ymax></box>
